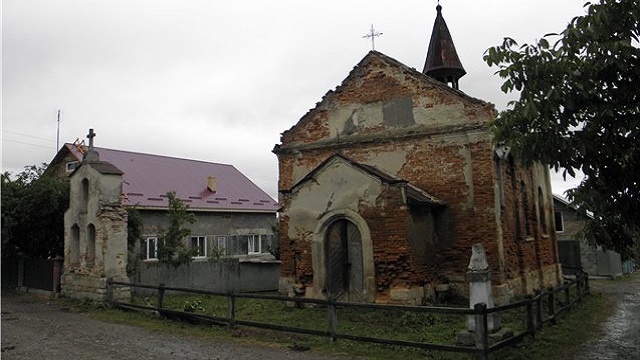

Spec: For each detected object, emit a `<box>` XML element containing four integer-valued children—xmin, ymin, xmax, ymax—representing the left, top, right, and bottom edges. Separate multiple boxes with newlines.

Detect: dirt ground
<box><xmin>570</xmin><ymin>273</ymin><xmax>640</xmax><ymax>360</ymax></box>
<box><xmin>0</xmin><ymin>291</ymin><xmax>346</xmax><ymax>360</ymax></box>
<box><xmin>2</xmin><ymin>274</ymin><xmax>639</xmax><ymax>360</ymax></box>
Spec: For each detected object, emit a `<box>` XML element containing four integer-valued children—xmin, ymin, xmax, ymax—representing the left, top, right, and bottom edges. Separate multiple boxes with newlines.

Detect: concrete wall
<box><xmin>132</xmin><ymin>258</ymin><xmax>280</xmax><ymax>294</ymax></box>
<box><xmin>138</xmin><ymin>210</ymin><xmax>275</xmax><ymax>239</ymax></box>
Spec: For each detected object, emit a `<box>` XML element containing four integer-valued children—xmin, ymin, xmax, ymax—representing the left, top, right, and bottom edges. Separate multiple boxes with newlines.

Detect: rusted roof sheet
<box><xmin>65</xmin><ymin>144</ymin><xmax>277</xmax><ymax>212</ymax></box>
<box><xmin>422</xmin><ymin>5</ymin><xmax>466</xmax><ymax>80</ymax></box>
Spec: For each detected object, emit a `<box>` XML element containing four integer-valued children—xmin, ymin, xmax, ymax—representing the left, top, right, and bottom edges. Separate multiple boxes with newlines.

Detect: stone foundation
<box><xmin>389</xmin><ymin>286</ymin><xmax>425</xmax><ymax>305</ymax></box>
<box><xmin>496</xmin><ymin>264</ymin><xmax>563</xmax><ymax>304</ymax></box>
<box><xmin>61</xmin><ymin>274</ymin><xmax>130</xmax><ymax>302</ymax></box>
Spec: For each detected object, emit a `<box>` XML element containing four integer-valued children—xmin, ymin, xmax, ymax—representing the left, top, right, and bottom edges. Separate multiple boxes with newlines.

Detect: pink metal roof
<box><xmin>67</xmin><ymin>144</ymin><xmax>277</xmax><ymax>212</ymax></box>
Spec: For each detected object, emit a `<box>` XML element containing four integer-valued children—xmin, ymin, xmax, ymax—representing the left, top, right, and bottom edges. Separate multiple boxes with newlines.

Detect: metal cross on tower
<box><xmin>87</xmin><ymin>128</ymin><xmax>96</xmax><ymax>150</ymax></box>
<box><xmin>362</xmin><ymin>24</ymin><xmax>383</xmax><ymax>51</ymax></box>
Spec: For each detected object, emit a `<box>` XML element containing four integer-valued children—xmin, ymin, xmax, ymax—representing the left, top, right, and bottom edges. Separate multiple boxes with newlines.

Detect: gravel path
<box><xmin>571</xmin><ymin>273</ymin><xmax>640</xmax><ymax>360</ymax></box>
<box><xmin>0</xmin><ymin>292</ymin><xmax>347</xmax><ymax>360</ymax></box>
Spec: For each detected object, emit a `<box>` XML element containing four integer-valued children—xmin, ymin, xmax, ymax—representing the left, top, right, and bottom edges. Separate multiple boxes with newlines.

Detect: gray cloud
<box><xmin>2</xmin><ymin>0</ymin><xmax>586</xmax><ymax>198</ymax></box>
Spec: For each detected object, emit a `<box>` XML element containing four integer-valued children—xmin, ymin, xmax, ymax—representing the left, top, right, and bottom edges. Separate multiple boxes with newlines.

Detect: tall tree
<box><xmin>484</xmin><ymin>0</ymin><xmax>640</xmax><ymax>259</ymax></box>
<box><xmin>156</xmin><ymin>191</ymin><xmax>197</xmax><ymax>267</ymax></box>
<box><xmin>126</xmin><ymin>207</ymin><xmax>144</xmax><ymax>275</ymax></box>
<box><xmin>1</xmin><ymin>165</ymin><xmax>70</xmax><ymax>258</ymax></box>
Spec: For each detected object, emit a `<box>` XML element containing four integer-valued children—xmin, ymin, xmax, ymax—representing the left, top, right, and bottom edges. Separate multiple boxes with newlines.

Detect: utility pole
<box><xmin>56</xmin><ymin>110</ymin><xmax>61</xmax><ymax>150</ymax></box>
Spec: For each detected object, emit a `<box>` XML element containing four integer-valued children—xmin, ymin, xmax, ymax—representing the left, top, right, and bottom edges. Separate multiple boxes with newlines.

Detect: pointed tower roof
<box><xmin>423</xmin><ymin>4</ymin><xmax>466</xmax><ymax>89</ymax></box>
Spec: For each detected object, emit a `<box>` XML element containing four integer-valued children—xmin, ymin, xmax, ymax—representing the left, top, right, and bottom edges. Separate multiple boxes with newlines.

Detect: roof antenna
<box><xmin>362</xmin><ymin>24</ymin><xmax>383</xmax><ymax>51</ymax></box>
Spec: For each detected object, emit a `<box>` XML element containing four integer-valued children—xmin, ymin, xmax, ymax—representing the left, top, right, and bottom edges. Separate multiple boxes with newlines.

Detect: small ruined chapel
<box><xmin>273</xmin><ymin>5</ymin><xmax>562</xmax><ymax>305</ymax></box>
<box><xmin>61</xmin><ymin>130</ymin><xmax>130</xmax><ymax>301</ymax></box>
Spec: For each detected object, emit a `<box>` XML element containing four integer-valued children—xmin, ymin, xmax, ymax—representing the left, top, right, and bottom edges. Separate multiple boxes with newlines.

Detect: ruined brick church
<box><xmin>273</xmin><ymin>5</ymin><xmax>562</xmax><ymax>305</ymax></box>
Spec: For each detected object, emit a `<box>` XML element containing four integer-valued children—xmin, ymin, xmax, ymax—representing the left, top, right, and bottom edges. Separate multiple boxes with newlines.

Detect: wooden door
<box><xmin>325</xmin><ymin>219</ymin><xmax>363</xmax><ymax>301</ymax></box>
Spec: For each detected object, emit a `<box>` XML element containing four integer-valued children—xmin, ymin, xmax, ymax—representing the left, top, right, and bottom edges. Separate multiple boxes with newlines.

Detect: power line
<box><xmin>2</xmin><ymin>129</ymin><xmax>53</xmax><ymax>142</ymax></box>
<box><xmin>1</xmin><ymin>138</ymin><xmax>56</xmax><ymax>150</ymax></box>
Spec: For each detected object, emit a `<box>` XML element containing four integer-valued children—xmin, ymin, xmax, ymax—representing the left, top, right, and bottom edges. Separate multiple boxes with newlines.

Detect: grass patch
<box><xmin>53</xmin><ymin>286</ymin><xmax>613</xmax><ymax>360</ymax></box>
<box><xmin>490</xmin><ymin>291</ymin><xmax>611</xmax><ymax>360</ymax></box>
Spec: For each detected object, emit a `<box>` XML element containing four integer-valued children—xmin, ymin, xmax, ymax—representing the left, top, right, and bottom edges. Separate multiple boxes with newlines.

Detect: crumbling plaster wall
<box><xmin>276</xmin><ymin>54</ymin><xmax>561</xmax><ymax>303</ymax></box>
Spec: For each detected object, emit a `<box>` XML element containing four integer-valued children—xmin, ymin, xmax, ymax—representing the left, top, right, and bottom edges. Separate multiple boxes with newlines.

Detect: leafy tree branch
<box><xmin>484</xmin><ymin>0</ymin><xmax>640</xmax><ymax>259</ymax></box>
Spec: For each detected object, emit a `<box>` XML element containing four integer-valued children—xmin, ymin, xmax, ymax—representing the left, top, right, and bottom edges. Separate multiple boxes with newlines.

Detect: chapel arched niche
<box><xmin>312</xmin><ymin>209</ymin><xmax>375</xmax><ymax>302</ymax></box>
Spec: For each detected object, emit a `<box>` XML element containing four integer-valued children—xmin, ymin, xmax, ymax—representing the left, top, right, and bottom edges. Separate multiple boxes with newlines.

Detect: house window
<box><xmin>248</xmin><ymin>235</ymin><xmax>261</xmax><ymax>254</ymax></box>
<box><xmin>555</xmin><ymin>211</ymin><xmax>564</xmax><ymax>232</ymax></box>
<box><xmin>141</xmin><ymin>237</ymin><xmax>159</xmax><ymax>260</ymax></box>
<box><xmin>191</xmin><ymin>236</ymin><xmax>207</xmax><ymax>258</ymax></box>
<box><xmin>215</xmin><ymin>236</ymin><xmax>227</xmax><ymax>256</ymax></box>
<box><xmin>214</xmin><ymin>234</ymin><xmax>275</xmax><ymax>256</ymax></box>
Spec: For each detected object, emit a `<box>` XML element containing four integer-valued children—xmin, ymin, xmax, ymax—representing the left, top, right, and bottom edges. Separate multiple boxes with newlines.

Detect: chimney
<box><xmin>207</xmin><ymin>176</ymin><xmax>216</xmax><ymax>193</ymax></box>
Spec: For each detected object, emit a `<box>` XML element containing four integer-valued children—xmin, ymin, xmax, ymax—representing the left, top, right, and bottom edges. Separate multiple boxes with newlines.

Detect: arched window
<box><xmin>86</xmin><ymin>223</ymin><xmax>96</xmax><ymax>266</ymax></box>
<box><xmin>538</xmin><ymin>187</ymin><xmax>547</xmax><ymax>235</ymax></box>
<box><xmin>70</xmin><ymin>224</ymin><xmax>80</xmax><ymax>265</ymax></box>
<box><xmin>81</xmin><ymin>178</ymin><xmax>89</xmax><ymax>213</ymax></box>
<box><xmin>521</xmin><ymin>181</ymin><xmax>531</xmax><ymax>238</ymax></box>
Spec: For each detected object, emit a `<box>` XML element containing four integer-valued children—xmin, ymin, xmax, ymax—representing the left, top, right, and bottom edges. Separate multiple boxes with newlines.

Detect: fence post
<box><xmin>228</xmin><ymin>291</ymin><xmax>236</xmax><ymax>330</ymax></box>
<box><xmin>327</xmin><ymin>298</ymin><xmax>338</xmax><ymax>343</ymax></box>
<box><xmin>583</xmin><ymin>272</ymin><xmax>590</xmax><ymax>294</ymax></box>
<box><xmin>525</xmin><ymin>296</ymin><xmax>535</xmax><ymax>337</ymax></box>
<box><xmin>157</xmin><ymin>283</ymin><xmax>165</xmax><ymax>312</ymax></box>
<box><xmin>575</xmin><ymin>273</ymin><xmax>583</xmax><ymax>298</ymax></box>
<box><xmin>547</xmin><ymin>287</ymin><xmax>556</xmax><ymax>325</ymax></box>
<box><xmin>535</xmin><ymin>291</ymin><xmax>543</xmax><ymax>330</ymax></box>
<box><xmin>473</xmin><ymin>302</ymin><xmax>489</xmax><ymax>360</ymax></box>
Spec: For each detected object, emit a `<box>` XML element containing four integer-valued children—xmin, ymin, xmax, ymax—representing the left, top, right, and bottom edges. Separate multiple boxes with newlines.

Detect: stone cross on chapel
<box><xmin>87</xmin><ymin>128</ymin><xmax>96</xmax><ymax>150</ymax></box>
<box><xmin>83</xmin><ymin>128</ymin><xmax>100</xmax><ymax>163</ymax></box>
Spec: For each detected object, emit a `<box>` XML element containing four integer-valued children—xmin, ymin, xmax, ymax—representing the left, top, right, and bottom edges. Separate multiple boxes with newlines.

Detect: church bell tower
<box><xmin>423</xmin><ymin>4</ymin><xmax>466</xmax><ymax>90</ymax></box>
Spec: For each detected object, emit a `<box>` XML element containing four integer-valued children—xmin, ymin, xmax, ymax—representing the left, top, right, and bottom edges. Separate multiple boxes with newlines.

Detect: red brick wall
<box><xmin>276</xmin><ymin>53</ymin><xmax>559</xmax><ymax>299</ymax></box>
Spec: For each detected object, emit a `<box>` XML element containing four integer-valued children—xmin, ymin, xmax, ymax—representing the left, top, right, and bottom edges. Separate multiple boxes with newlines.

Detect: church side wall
<box><xmin>498</xmin><ymin>160</ymin><xmax>561</xmax><ymax>299</ymax></box>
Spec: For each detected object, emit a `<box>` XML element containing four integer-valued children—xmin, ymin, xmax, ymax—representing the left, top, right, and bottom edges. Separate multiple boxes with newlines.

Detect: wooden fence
<box><xmin>107</xmin><ymin>273</ymin><xmax>589</xmax><ymax>359</ymax></box>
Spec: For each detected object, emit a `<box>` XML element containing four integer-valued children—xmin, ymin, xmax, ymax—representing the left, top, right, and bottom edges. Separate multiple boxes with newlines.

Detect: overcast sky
<box><xmin>2</xmin><ymin>0</ymin><xmax>588</xmax><ymax>199</ymax></box>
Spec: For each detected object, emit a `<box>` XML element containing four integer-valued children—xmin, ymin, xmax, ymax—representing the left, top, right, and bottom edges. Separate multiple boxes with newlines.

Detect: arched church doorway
<box><xmin>324</xmin><ymin>219</ymin><xmax>363</xmax><ymax>301</ymax></box>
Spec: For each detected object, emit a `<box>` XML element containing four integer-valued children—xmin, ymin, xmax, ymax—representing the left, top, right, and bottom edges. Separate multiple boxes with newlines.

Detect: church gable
<box><xmin>277</xmin><ymin>51</ymin><xmax>495</xmax><ymax>151</ymax></box>
<box><xmin>286</xmin><ymin>155</ymin><xmax>387</xmax><ymax>221</ymax></box>
<box><xmin>286</xmin><ymin>154</ymin><xmax>444</xmax><ymax>208</ymax></box>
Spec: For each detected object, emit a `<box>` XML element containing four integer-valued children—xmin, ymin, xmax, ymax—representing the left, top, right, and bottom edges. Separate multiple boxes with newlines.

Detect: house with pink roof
<box><xmin>49</xmin><ymin>141</ymin><xmax>279</xmax><ymax>273</ymax></box>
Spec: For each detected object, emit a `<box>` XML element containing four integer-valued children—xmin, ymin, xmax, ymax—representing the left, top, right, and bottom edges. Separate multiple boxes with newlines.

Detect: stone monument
<box><xmin>61</xmin><ymin>129</ymin><xmax>130</xmax><ymax>301</ymax></box>
<box><xmin>458</xmin><ymin>243</ymin><xmax>512</xmax><ymax>346</ymax></box>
